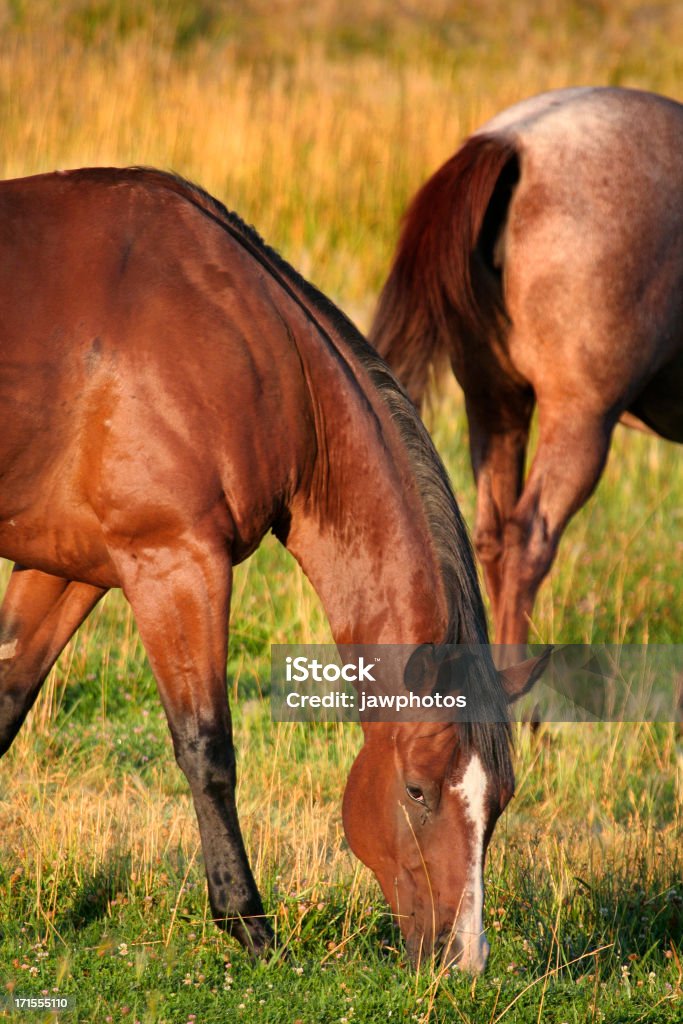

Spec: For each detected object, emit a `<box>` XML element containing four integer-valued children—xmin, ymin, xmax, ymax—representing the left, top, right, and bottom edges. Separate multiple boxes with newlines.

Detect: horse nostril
<box><xmin>439</xmin><ymin>930</ymin><xmax>464</xmax><ymax>967</ymax></box>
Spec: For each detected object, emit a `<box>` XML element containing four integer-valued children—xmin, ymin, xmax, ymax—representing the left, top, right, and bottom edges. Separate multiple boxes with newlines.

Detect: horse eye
<box><xmin>405</xmin><ymin>784</ymin><xmax>425</xmax><ymax>804</ymax></box>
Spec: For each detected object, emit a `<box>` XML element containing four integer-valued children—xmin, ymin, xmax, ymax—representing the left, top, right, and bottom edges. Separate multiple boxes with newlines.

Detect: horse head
<box><xmin>342</xmin><ymin>647</ymin><xmax>549</xmax><ymax>972</ymax></box>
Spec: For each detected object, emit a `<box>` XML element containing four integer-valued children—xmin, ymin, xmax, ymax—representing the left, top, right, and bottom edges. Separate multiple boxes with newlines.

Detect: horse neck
<box><xmin>214</xmin><ymin>205</ymin><xmax>452</xmax><ymax>645</ymax></box>
<box><xmin>283</xmin><ymin>362</ymin><xmax>451</xmax><ymax>647</ymax></box>
<box><xmin>286</xmin><ymin>481</ymin><xmax>448</xmax><ymax>646</ymax></box>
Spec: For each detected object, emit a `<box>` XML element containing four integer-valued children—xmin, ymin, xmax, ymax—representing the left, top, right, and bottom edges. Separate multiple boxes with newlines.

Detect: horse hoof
<box><xmin>229</xmin><ymin>916</ymin><xmax>274</xmax><ymax>958</ymax></box>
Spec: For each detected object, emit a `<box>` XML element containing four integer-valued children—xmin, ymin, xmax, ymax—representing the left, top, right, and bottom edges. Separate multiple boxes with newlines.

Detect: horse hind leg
<box><xmin>0</xmin><ymin>567</ymin><xmax>106</xmax><ymax>756</ymax></box>
<box><xmin>466</xmin><ymin>398</ymin><xmax>532</xmax><ymax>631</ymax></box>
<box><xmin>496</xmin><ymin>406</ymin><xmax>612</xmax><ymax>646</ymax></box>
<box><xmin>114</xmin><ymin>539</ymin><xmax>272</xmax><ymax>955</ymax></box>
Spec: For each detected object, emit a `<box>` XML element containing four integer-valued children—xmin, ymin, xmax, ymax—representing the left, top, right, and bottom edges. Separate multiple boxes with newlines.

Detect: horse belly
<box><xmin>0</xmin><ymin>365</ymin><xmax>122</xmax><ymax>586</ymax></box>
<box><xmin>0</xmin><ymin>469</ymin><xmax>118</xmax><ymax>587</ymax></box>
<box><xmin>0</xmin><ymin>514</ymin><xmax>121</xmax><ymax>591</ymax></box>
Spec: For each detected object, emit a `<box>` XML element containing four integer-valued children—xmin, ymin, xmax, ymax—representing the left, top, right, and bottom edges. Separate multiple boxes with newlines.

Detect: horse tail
<box><xmin>369</xmin><ymin>133</ymin><xmax>520</xmax><ymax>410</ymax></box>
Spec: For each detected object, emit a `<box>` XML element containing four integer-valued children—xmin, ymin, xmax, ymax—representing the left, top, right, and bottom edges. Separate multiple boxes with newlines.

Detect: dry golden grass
<box><xmin>2</xmin><ymin>0</ymin><xmax>683</xmax><ymax>322</ymax></box>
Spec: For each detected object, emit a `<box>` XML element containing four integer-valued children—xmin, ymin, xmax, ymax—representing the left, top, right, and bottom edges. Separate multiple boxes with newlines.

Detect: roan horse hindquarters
<box><xmin>371</xmin><ymin>86</ymin><xmax>683</xmax><ymax>645</ymax></box>
<box><xmin>0</xmin><ymin>168</ymin><xmax>545</xmax><ymax>971</ymax></box>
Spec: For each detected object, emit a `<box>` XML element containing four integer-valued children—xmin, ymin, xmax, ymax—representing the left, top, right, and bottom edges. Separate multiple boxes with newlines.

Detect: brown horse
<box><xmin>0</xmin><ymin>167</ymin><xmax>543</xmax><ymax>972</ymax></box>
<box><xmin>371</xmin><ymin>87</ymin><xmax>683</xmax><ymax>645</ymax></box>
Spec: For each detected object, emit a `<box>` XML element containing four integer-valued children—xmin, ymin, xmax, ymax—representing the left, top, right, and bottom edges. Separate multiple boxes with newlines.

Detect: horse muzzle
<box><xmin>405</xmin><ymin>924</ymin><xmax>490</xmax><ymax>974</ymax></box>
<box><xmin>439</xmin><ymin>927</ymin><xmax>490</xmax><ymax>974</ymax></box>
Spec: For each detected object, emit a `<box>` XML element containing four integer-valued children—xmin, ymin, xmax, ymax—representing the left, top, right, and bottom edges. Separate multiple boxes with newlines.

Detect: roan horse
<box><xmin>371</xmin><ymin>87</ymin><xmax>683</xmax><ymax>645</ymax></box>
<box><xmin>0</xmin><ymin>168</ymin><xmax>545</xmax><ymax>971</ymax></box>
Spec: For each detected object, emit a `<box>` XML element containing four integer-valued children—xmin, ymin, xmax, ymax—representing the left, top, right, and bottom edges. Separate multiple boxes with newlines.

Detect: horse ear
<box><xmin>404</xmin><ymin>644</ymin><xmax>439</xmax><ymax>694</ymax></box>
<box><xmin>498</xmin><ymin>647</ymin><xmax>553</xmax><ymax>704</ymax></box>
<box><xmin>403</xmin><ymin>644</ymin><xmax>453</xmax><ymax>691</ymax></box>
<box><xmin>404</xmin><ymin>644</ymin><xmax>471</xmax><ymax>698</ymax></box>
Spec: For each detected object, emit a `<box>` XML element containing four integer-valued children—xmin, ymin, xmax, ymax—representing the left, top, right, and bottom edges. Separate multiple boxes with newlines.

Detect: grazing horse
<box><xmin>371</xmin><ymin>87</ymin><xmax>683</xmax><ymax>645</ymax></box>
<box><xmin>0</xmin><ymin>168</ymin><xmax>544</xmax><ymax>971</ymax></box>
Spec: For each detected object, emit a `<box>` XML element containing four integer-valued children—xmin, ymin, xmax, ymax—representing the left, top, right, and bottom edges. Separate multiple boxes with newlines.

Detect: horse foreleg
<box><xmin>117</xmin><ymin>542</ymin><xmax>271</xmax><ymax>954</ymax></box>
<box><xmin>0</xmin><ymin>567</ymin><xmax>105</xmax><ymax>756</ymax></box>
<box><xmin>496</xmin><ymin>409</ymin><xmax>612</xmax><ymax>645</ymax></box>
<box><xmin>467</xmin><ymin>402</ymin><xmax>531</xmax><ymax>628</ymax></box>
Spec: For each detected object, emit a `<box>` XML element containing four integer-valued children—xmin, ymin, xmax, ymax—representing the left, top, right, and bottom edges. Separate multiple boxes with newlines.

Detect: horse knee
<box><xmin>503</xmin><ymin>513</ymin><xmax>556</xmax><ymax>588</ymax></box>
<box><xmin>174</xmin><ymin>730</ymin><xmax>236</xmax><ymax>794</ymax></box>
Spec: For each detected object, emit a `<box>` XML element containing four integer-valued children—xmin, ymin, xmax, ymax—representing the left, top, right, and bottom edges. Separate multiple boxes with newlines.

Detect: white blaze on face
<box><xmin>453</xmin><ymin>752</ymin><xmax>490</xmax><ymax>972</ymax></box>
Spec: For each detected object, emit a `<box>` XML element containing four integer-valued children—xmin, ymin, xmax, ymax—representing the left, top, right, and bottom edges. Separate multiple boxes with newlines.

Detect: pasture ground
<box><xmin>1</xmin><ymin>3</ymin><xmax>682</xmax><ymax>1021</ymax></box>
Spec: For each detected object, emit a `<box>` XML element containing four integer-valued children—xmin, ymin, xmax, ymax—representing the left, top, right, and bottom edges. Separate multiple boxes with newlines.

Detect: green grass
<box><xmin>1</xmin><ymin>2</ymin><xmax>683</xmax><ymax>1021</ymax></box>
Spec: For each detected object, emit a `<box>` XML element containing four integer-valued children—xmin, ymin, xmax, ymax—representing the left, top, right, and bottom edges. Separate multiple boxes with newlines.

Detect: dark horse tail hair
<box><xmin>369</xmin><ymin>133</ymin><xmax>520</xmax><ymax>410</ymax></box>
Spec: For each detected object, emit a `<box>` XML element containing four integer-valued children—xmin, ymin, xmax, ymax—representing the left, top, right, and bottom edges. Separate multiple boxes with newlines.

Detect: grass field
<box><xmin>0</xmin><ymin>2</ymin><xmax>682</xmax><ymax>1021</ymax></box>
